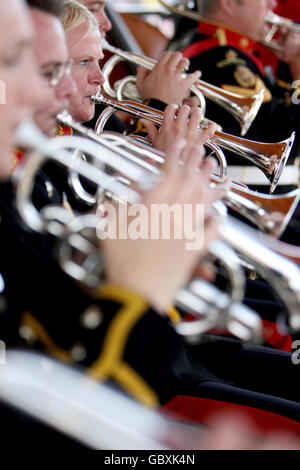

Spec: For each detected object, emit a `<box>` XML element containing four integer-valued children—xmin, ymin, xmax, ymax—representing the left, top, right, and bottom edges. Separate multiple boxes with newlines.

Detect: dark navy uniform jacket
<box><xmin>2</xmin><ymin>181</ymin><xmax>300</xmax><ymax>432</ymax></box>
<box><xmin>0</xmin><ymin>180</ymin><xmax>220</xmax><ymax>408</ymax></box>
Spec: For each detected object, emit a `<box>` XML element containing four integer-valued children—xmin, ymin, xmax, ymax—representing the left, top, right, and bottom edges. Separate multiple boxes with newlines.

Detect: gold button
<box><xmin>19</xmin><ymin>325</ymin><xmax>37</xmax><ymax>345</ymax></box>
<box><xmin>80</xmin><ymin>306</ymin><xmax>103</xmax><ymax>330</ymax></box>
<box><xmin>71</xmin><ymin>344</ymin><xmax>87</xmax><ymax>362</ymax></box>
<box><xmin>45</xmin><ymin>181</ymin><xmax>53</xmax><ymax>198</ymax></box>
<box><xmin>240</xmin><ymin>38</ymin><xmax>249</xmax><ymax>48</ymax></box>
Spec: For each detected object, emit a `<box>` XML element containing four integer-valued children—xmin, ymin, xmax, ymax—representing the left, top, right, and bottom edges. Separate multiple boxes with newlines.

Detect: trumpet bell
<box><xmin>265</xmin><ymin>134</ymin><xmax>296</xmax><ymax>194</ymax></box>
<box><xmin>214</xmin><ymin>131</ymin><xmax>296</xmax><ymax>194</ymax></box>
<box><xmin>228</xmin><ymin>185</ymin><xmax>300</xmax><ymax>238</ymax></box>
<box><xmin>194</xmin><ymin>82</ymin><xmax>264</xmax><ymax>137</ymax></box>
<box><xmin>233</xmin><ymin>89</ymin><xmax>264</xmax><ymax>137</ymax></box>
<box><xmin>221</xmin><ymin>216</ymin><xmax>300</xmax><ymax>332</ymax></box>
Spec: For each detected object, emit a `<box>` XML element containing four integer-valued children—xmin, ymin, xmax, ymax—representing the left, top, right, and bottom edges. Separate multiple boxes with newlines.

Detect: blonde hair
<box><xmin>60</xmin><ymin>0</ymin><xmax>98</xmax><ymax>47</ymax></box>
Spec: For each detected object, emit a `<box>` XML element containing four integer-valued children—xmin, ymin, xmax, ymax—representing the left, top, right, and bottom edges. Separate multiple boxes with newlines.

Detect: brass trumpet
<box><xmin>101</xmin><ymin>38</ymin><xmax>264</xmax><ymax>136</ymax></box>
<box><xmin>92</xmin><ymin>92</ymin><xmax>295</xmax><ymax>194</ymax></box>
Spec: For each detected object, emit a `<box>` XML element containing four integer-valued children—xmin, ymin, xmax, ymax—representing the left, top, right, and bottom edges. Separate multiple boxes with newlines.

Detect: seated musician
<box><xmin>254</xmin><ymin>0</ymin><xmax>300</xmax><ymax>128</ymax></box>
<box><xmin>62</xmin><ymin>0</ymin><xmax>202</xmax><ymax>137</ymax></box>
<box><xmin>76</xmin><ymin>0</ymin><xmax>205</xmax><ymax>133</ymax></box>
<box><xmin>4</xmin><ymin>0</ymin><xmax>300</xmax><ymax>444</ymax></box>
<box><xmin>166</xmin><ymin>0</ymin><xmax>300</xmax><ymax>194</ymax></box>
<box><xmin>62</xmin><ymin>0</ymin><xmax>300</xmax><ymax>359</ymax></box>
<box><xmin>24</xmin><ymin>0</ymin><xmax>209</xmax><ymax>209</ymax></box>
<box><xmin>27</xmin><ymin>0</ymin><xmax>211</xmax><ymax>207</ymax></box>
<box><xmin>75</xmin><ymin>0</ymin><xmax>127</xmax><ymax>133</ymax></box>
<box><xmin>157</xmin><ymin>0</ymin><xmax>300</xmax><ymax>346</ymax></box>
<box><xmin>27</xmin><ymin>0</ymin><xmax>300</xmax><ymax>392</ymax></box>
<box><xmin>1</xmin><ymin>0</ymin><xmax>221</xmax><ymax>411</ymax></box>
<box><xmin>31</xmin><ymin>0</ymin><xmax>299</xmax><ymax>349</ymax></box>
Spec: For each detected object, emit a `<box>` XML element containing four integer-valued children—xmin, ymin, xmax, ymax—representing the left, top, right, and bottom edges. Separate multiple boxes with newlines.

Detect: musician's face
<box><xmin>230</xmin><ymin>0</ymin><xmax>277</xmax><ymax>41</ymax></box>
<box><xmin>0</xmin><ymin>0</ymin><xmax>41</xmax><ymax>179</ymax></box>
<box><xmin>31</xmin><ymin>10</ymin><xmax>77</xmax><ymax>136</ymax></box>
<box><xmin>66</xmin><ymin>24</ymin><xmax>105</xmax><ymax>123</ymax></box>
<box><xmin>78</xmin><ymin>0</ymin><xmax>112</xmax><ymax>36</ymax></box>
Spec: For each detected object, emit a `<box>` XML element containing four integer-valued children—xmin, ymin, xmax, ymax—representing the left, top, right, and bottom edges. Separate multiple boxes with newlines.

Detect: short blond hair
<box><xmin>60</xmin><ymin>0</ymin><xmax>98</xmax><ymax>35</ymax></box>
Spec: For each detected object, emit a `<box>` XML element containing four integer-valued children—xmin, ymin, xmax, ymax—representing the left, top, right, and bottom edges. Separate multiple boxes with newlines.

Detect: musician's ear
<box><xmin>219</xmin><ymin>0</ymin><xmax>240</xmax><ymax>17</ymax></box>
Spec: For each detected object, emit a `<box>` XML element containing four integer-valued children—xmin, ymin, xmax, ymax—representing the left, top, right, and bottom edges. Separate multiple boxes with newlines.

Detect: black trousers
<box><xmin>184</xmin><ymin>339</ymin><xmax>300</xmax><ymax>421</ymax></box>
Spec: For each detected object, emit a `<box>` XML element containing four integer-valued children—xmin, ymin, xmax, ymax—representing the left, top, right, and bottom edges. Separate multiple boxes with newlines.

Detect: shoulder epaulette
<box><xmin>12</xmin><ymin>148</ymin><xmax>26</xmax><ymax>170</ymax></box>
<box><xmin>185</xmin><ymin>21</ymin><xmax>267</xmax><ymax>77</ymax></box>
<box><xmin>56</xmin><ymin>125</ymin><xmax>73</xmax><ymax>136</ymax></box>
<box><xmin>182</xmin><ymin>38</ymin><xmax>220</xmax><ymax>59</ymax></box>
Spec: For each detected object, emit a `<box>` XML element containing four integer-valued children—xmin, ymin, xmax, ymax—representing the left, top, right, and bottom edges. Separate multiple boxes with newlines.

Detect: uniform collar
<box><xmin>198</xmin><ymin>20</ymin><xmax>257</xmax><ymax>53</ymax></box>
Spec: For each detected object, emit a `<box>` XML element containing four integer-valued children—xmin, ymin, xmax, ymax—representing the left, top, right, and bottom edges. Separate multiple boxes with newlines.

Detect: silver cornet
<box><xmin>92</xmin><ymin>92</ymin><xmax>295</xmax><ymax>194</ymax></box>
<box><xmin>14</xmin><ymin>120</ymin><xmax>300</xmax><ymax>334</ymax></box>
<box><xmin>263</xmin><ymin>11</ymin><xmax>300</xmax><ymax>52</ymax></box>
<box><xmin>57</xmin><ymin>110</ymin><xmax>299</xmax><ymax>239</ymax></box>
<box><xmin>14</xmin><ymin>119</ymin><xmax>263</xmax><ymax>342</ymax></box>
<box><xmin>101</xmin><ymin>38</ymin><xmax>264</xmax><ymax>136</ymax></box>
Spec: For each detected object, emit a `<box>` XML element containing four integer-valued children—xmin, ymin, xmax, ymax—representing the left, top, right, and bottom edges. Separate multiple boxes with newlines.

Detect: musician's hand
<box><xmin>136</xmin><ymin>51</ymin><xmax>201</xmax><ymax>105</ymax></box>
<box><xmin>141</xmin><ymin>104</ymin><xmax>217</xmax><ymax>157</ymax></box>
<box><xmin>100</xmin><ymin>138</ymin><xmax>222</xmax><ymax>313</ymax></box>
<box><xmin>183</xmin><ymin>96</ymin><xmax>203</xmax><ymax>108</ymax></box>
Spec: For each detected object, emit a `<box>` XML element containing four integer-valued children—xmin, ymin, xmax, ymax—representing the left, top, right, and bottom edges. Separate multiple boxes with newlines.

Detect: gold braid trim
<box><xmin>88</xmin><ymin>283</ymin><xmax>159</xmax><ymax>407</ymax></box>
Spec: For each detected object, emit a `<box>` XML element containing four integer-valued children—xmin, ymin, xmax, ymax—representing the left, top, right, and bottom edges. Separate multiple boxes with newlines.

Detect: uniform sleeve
<box><xmin>0</xmin><ymin>187</ymin><xmax>182</xmax><ymax>406</ymax></box>
<box><xmin>18</xmin><ymin>282</ymin><xmax>189</xmax><ymax>408</ymax></box>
